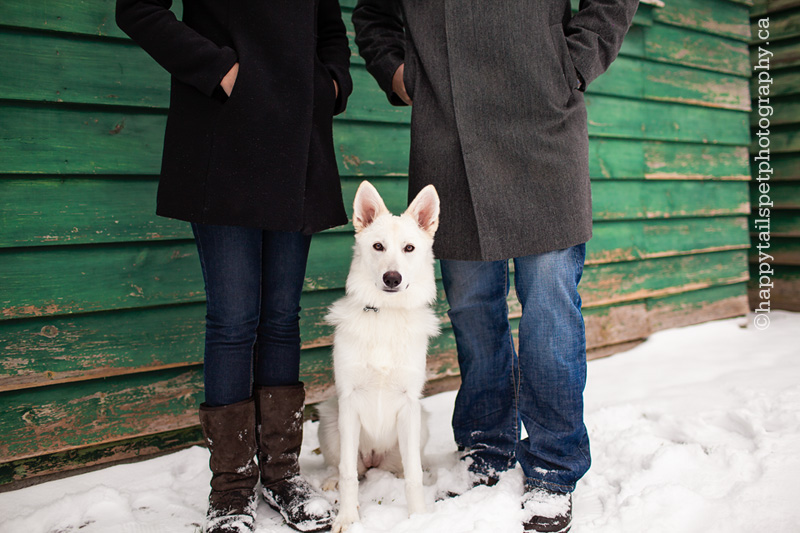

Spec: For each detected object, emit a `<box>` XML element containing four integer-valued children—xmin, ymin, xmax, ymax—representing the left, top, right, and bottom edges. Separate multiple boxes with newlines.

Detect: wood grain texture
<box><xmin>752</xmin><ymin>0</ymin><xmax>800</xmax><ymax>17</ymax></box>
<box><xmin>0</xmin><ymin>0</ymin><xmax>180</xmax><ymax>39</ymax></box>
<box><xmin>654</xmin><ymin>0</ymin><xmax>752</xmax><ymax>41</ymax></box>
<box><xmin>750</xmin><ymin>70</ymin><xmax>800</xmax><ymax>98</ymax></box>
<box><xmin>0</xmin><ymin>367</ymin><xmax>204</xmax><ymax>461</ymax></box>
<box><xmin>0</xmin><ymin>105</ymin><xmax>165</xmax><ymax>175</ymax></box>
<box><xmin>0</xmin><ymin>241</ymin><xmax>205</xmax><ymax>320</ymax></box>
<box><xmin>750</xmin><ymin>7</ymin><xmax>800</xmax><ymax>42</ymax></box>
<box><xmin>645</xmin><ymin>24</ymin><xmax>751</xmax><ymax>76</ymax></box>
<box><xmin>751</xmin><ymin>181</ymin><xmax>800</xmax><ymax>209</ymax></box>
<box><xmin>0</xmin><ymin>427</ymin><xmax>204</xmax><ymax>488</ymax></box>
<box><xmin>748</xmin><ymin>265</ymin><xmax>800</xmax><ymax>310</ymax></box>
<box><xmin>749</xmin><ymin>237</ymin><xmax>800</xmax><ymax>265</ymax></box>
<box><xmin>0</xmin><ymin>28</ymin><xmax>170</xmax><ymax>108</ymax></box>
<box><xmin>0</xmin><ymin>303</ymin><xmax>206</xmax><ymax>391</ymax></box>
<box><xmin>752</xmin><ymin>38</ymin><xmax>800</xmax><ymax>70</ymax></box>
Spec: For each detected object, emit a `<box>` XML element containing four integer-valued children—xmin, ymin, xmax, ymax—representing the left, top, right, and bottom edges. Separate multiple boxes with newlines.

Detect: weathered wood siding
<box><xmin>750</xmin><ymin>0</ymin><xmax>800</xmax><ymax>310</ymax></box>
<box><xmin>0</xmin><ymin>0</ymin><xmax>753</xmax><ymax>485</ymax></box>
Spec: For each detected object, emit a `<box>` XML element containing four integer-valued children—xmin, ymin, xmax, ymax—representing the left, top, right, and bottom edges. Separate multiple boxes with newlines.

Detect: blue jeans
<box><xmin>192</xmin><ymin>223</ymin><xmax>312</xmax><ymax>407</ymax></box>
<box><xmin>440</xmin><ymin>244</ymin><xmax>590</xmax><ymax>493</ymax></box>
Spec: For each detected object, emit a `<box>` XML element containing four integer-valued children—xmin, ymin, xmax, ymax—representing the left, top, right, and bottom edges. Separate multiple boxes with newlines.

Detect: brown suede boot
<box><xmin>200</xmin><ymin>398</ymin><xmax>260</xmax><ymax>533</ymax></box>
<box><xmin>255</xmin><ymin>383</ymin><xmax>334</xmax><ymax>532</ymax></box>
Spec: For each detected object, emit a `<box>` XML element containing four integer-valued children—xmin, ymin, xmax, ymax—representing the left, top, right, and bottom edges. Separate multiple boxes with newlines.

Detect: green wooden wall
<box><xmin>750</xmin><ymin>0</ymin><xmax>800</xmax><ymax>310</ymax></box>
<box><xmin>0</xmin><ymin>0</ymin><xmax>754</xmax><ymax>486</ymax></box>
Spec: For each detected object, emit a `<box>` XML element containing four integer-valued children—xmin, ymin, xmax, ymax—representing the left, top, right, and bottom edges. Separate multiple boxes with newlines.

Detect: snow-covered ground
<box><xmin>2</xmin><ymin>311</ymin><xmax>799</xmax><ymax>533</ymax></box>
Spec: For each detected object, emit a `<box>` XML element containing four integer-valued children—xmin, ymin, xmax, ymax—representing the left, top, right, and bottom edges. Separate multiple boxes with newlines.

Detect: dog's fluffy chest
<box><xmin>327</xmin><ymin>299</ymin><xmax>439</xmax><ymax>394</ymax></box>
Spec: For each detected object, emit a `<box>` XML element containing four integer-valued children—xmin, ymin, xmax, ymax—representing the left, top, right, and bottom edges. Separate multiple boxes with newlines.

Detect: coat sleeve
<box><xmin>564</xmin><ymin>0</ymin><xmax>640</xmax><ymax>89</ymax></box>
<box><xmin>317</xmin><ymin>0</ymin><xmax>354</xmax><ymax>115</ymax></box>
<box><xmin>352</xmin><ymin>0</ymin><xmax>407</xmax><ymax>106</ymax></box>
<box><xmin>115</xmin><ymin>0</ymin><xmax>238</xmax><ymax>97</ymax></box>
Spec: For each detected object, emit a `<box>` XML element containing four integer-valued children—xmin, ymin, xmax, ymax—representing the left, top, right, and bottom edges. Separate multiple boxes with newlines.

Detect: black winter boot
<box><xmin>522</xmin><ymin>487</ymin><xmax>573</xmax><ymax>533</ymax></box>
<box><xmin>255</xmin><ymin>384</ymin><xmax>335</xmax><ymax>532</ymax></box>
<box><xmin>199</xmin><ymin>398</ymin><xmax>260</xmax><ymax>533</ymax></box>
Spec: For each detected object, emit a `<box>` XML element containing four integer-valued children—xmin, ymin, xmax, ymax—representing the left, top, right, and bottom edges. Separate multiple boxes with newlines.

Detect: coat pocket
<box><xmin>548</xmin><ymin>23</ymin><xmax>580</xmax><ymax>94</ymax></box>
<box><xmin>215</xmin><ymin>61</ymin><xmax>242</xmax><ymax>105</ymax></box>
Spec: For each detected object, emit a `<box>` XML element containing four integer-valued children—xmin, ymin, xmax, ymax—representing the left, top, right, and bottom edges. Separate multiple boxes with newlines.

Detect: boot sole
<box><xmin>261</xmin><ymin>488</ymin><xmax>334</xmax><ymax>533</ymax></box>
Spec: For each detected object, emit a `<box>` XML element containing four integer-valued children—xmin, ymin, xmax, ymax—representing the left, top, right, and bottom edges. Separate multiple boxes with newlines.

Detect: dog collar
<box><xmin>363</xmin><ymin>305</ymin><xmax>380</xmax><ymax>313</ymax></box>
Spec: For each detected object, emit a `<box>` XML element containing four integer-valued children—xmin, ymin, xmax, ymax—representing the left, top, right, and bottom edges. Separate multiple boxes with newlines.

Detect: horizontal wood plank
<box><xmin>0</xmin><ymin>177</ymin><xmax>187</xmax><ymax>247</ymax></box>
<box><xmin>653</xmin><ymin>0</ymin><xmax>752</xmax><ymax>41</ymax></box>
<box><xmin>0</xmin><ymin>241</ymin><xmax>205</xmax><ymax>320</ymax></box>
<box><xmin>0</xmin><ymin>303</ymin><xmax>206</xmax><ymax>392</ymax></box>
<box><xmin>750</xmin><ymin>96</ymin><xmax>800</xmax><ymax>128</ymax></box>
<box><xmin>643</xmin><ymin>143</ymin><xmax>750</xmax><ymax>180</ymax></box>
<box><xmin>750</xmin><ymin>8</ymin><xmax>800</xmax><ymax>42</ymax></box>
<box><xmin>590</xmin><ymin>180</ymin><xmax>750</xmax><ymax>221</ymax></box>
<box><xmin>0</xmin><ymin>0</ymin><xmax>130</xmax><ymax>39</ymax></box>
<box><xmin>0</xmin><ymin>28</ymin><xmax>169</xmax><ymax>108</ymax></box>
<box><xmin>0</xmin><ymin>426</ymin><xmax>204</xmax><ymax>488</ymax></box>
<box><xmin>748</xmin><ymin>237</ymin><xmax>800</xmax><ymax>264</ymax></box>
<box><xmin>751</xmin><ymin>37</ymin><xmax>800</xmax><ymax>70</ymax></box>
<box><xmin>0</xmin><ymin>105</ymin><xmax>166</xmax><ymax>175</ymax></box>
<box><xmin>751</xmin><ymin>154</ymin><xmax>800</xmax><ymax>181</ymax></box>
<box><xmin>750</xmin><ymin>180</ymin><xmax>800</xmax><ymax>208</ymax></box>
<box><xmin>0</xmin><ymin>367</ymin><xmax>204</xmax><ymax>461</ymax></box>
<box><xmin>587</xmin><ymin>216</ymin><xmax>751</xmax><ymax>264</ymax></box>
<box><xmin>751</xmin><ymin>0</ymin><xmax>800</xmax><ymax>16</ymax></box>
<box><xmin>579</xmin><ymin>249</ymin><xmax>749</xmax><ymax>307</ymax></box>
<box><xmin>751</xmin><ymin>127</ymin><xmax>800</xmax><ymax>153</ymax></box>
<box><xmin>645</xmin><ymin>23</ymin><xmax>752</xmax><ymax>76</ymax></box>
<box><xmin>642</xmin><ymin>61</ymin><xmax>750</xmax><ymax>110</ymax></box>
<box><xmin>644</xmin><ymin>283</ymin><xmax>749</xmax><ymax>331</ymax></box>
<box><xmin>767</xmin><ymin>211</ymin><xmax>800</xmax><ymax>236</ymax></box>
<box><xmin>748</xmin><ymin>264</ymin><xmax>800</xmax><ymax>310</ymax></box>
<box><xmin>585</xmin><ymin>96</ymin><xmax>750</xmax><ymax>145</ymax></box>
<box><xmin>750</xmin><ymin>70</ymin><xmax>800</xmax><ymax>98</ymax></box>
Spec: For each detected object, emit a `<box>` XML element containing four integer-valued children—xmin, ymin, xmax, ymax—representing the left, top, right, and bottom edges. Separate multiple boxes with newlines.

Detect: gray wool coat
<box><xmin>353</xmin><ymin>0</ymin><xmax>640</xmax><ymax>261</ymax></box>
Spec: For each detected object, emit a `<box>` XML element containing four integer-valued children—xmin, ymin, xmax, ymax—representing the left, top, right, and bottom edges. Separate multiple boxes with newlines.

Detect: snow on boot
<box><xmin>521</xmin><ymin>487</ymin><xmax>572</xmax><ymax>533</ymax></box>
<box><xmin>200</xmin><ymin>398</ymin><xmax>260</xmax><ymax>533</ymax></box>
<box><xmin>255</xmin><ymin>384</ymin><xmax>335</xmax><ymax>532</ymax></box>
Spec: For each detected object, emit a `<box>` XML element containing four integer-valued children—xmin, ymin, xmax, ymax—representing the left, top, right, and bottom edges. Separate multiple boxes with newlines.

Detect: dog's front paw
<box><xmin>408</xmin><ymin>500</ymin><xmax>427</xmax><ymax>517</ymax></box>
<box><xmin>322</xmin><ymin>476</ymin><xmax>339</xmax><ymax>491</ymax></box>
<box><xmin>406</xmin><ymin>488</ymin><xmax>427</xmax><ymax>516</ymax></box>
<box><xmin>331</xmin><ymin>508</ymin><xmax>359</xmax><ymax>533</ymax></box>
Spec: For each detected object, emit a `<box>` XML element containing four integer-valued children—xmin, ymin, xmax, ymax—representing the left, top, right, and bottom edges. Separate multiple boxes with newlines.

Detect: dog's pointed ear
<box><xmin>353</xmin><ymin>181</ymin><xmax>389</xmax><ymax>233</ymax></box>
<box><xmin>404</xmin><ymin>184</ymin><xmax>440</xmax><ymax>237</ymax></box>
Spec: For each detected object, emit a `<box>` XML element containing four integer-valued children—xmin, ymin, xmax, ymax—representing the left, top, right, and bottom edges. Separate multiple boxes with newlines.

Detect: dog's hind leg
<box><xmin>332</xmin><ymin>396</ymin><xmax>362</xmax><ymax>533</ymax></box>
<box><xmin>397</xmin><ymin>399</ymin><xmax>427</xmax><ymax>516</ymax></box>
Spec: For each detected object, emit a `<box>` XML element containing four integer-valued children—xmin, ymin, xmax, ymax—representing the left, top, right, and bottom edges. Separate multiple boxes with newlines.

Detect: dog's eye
<box><xmin>404</xmin><ymin>244</ymin><xmax>415</xmax><ymax>253</ymax></box>
<box><xmin>373</xmin><ymin>243</ymin><xmax>385</xmax><ymax>251</ymax></box>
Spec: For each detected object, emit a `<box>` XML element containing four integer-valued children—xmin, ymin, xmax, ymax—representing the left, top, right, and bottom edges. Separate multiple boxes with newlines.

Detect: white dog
<box><xmin>318</xmin><ymin>181</ymin><xmax>441</xmax><ymax>533</ymax></box>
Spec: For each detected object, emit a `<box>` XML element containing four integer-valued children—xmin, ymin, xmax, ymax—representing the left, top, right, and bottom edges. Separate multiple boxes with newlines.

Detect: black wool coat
<box><xmin>353</xmin><ymin>0</ymin><xmax>640</xmax><ymax>261</ymax></box>
<box><xmin>116</xmin><ymin>0</ymin><xmax>353</xmax><ymax>234</ymax></box>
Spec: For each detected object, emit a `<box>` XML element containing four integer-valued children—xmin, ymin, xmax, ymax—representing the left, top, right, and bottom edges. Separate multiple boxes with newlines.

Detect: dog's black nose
<box><xmin>383</xmin><ymin>271</ymin><xmax>402</xmax><ymax>289</ymax></box>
